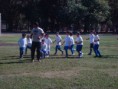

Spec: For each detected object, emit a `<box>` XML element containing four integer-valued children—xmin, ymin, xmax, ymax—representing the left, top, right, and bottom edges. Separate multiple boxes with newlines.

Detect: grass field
<box><xmin>0</xmin><ymin>34</ymin><xmax>118</xmax><ymax>89</ymax></box>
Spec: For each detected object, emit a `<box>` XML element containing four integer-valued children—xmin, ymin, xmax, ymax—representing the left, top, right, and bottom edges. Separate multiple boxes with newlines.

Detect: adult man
<box><xmin>31</xmin><ymin>23</ymin><xmax>44</xmax><ymax>62</ymax></box>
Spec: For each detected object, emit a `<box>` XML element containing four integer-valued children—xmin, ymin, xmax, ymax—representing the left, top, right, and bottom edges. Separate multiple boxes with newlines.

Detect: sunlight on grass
<box><xmin>0</xmin><ymin>34</ymin><xmax>118</xmax><ymax>89</ymax></box>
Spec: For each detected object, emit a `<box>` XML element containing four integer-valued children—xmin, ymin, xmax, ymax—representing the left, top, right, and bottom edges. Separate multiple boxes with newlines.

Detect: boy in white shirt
<box><xmin>93</xmin><ymin>32</ymin><xmax>102</xmax><ymax>57</ymax></box>
<box><xmin>75</xmin><ymin>32</ymin><xmax>83</xmax><ymax>58</ymax></box>
<box><xmin>86</xmin><ymin>31</ymin><xmax>95</xmax><ymax>55</ymax></box>
<box><xmin>69</xmin><ymin>32</ymin><xmax>75</xmax><ymax>55</ymax></box>
<box><xmin>62</xmin><ymin>31</ymin><xmax>71</xmax><ymax>57</ymax></box>
<box><xmin>44</xmin><ymin>34</ymin><xmax>52</xmax><ymax>56</ymax></box>
<box><xmin>40</xmin><ymin>39</ymin><xmax>47</xmax><ymax>58</ymax></box>
<box><xmin>18</xmin><ymin>33</ymin><xmax>27</xmax><ymax>59</ymax></box>
<box><xmin>25</xmin><ymin>35</ymin><xmax>32</xmax><ymax>54</ymax></box>
<box><xmin>53</xmin><ymin>32</ymin><xmax>63</xmax><ymax>55</ymax></box>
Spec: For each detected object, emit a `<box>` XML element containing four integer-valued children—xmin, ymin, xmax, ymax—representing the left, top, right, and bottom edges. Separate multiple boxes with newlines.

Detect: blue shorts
<box><xmin>56</xmin><ymin>45</ymin><xmax>61</xmax><ymax>49</ymax></box>
<box><xmin>76</xmin><ymin>45</ymin><xmax>83</xmax><ymax>52</ymax></box>
<box><xmin>64</xmin><ymin>46</ymin><xmax>69</xmax><ymax>50</ymax></box>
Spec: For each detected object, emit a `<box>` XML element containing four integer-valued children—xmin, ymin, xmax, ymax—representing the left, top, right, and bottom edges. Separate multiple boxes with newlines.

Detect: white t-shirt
<box><xmin>70</xmin><ymin>36</ymin><xmax>75</xmax><ymax>45</ymax></box>
<box><xmin>89</xmin><ymin>34</ymin><xmax>95</xmax><ymax>43</ymax></box>
<box><xmin>94</xmin><ymin>35</ymin><xmax>100</xmax><ymax>45</ymax></box>
<box><xmin>27</xmin><ymin>38</ymin><xmax>32</xmax><ymax>47</ymax></box>
<box><xmin>64</xmin><ymin>35</ymin><xmax>71</xmax><ymax>46</ymax></box>
<box><xmin>45</xmin><ymin>38</ymin><xmax>52</xmax><ymax>46</ymax></box>
<box><xmin>41</xmin><ymin>42</ymin><xmax>47</xmax><ymax>51</ymax></box>
<box><xmin>76</xmin><ymin>36</ymin><xmax>83</xmax><ymax>45</ymax></box>
<box><xmin>56</xmin><ymin>35</ymin><xmax>62</xmax><ymax>45</ymax></box>
<box><xmin>31</xmin><ymin>27</ymin><xmax>44</xmax><ymax>42</ymax></box>
<box><xmin>18</xmin><ymin>38</ymin><xmax>27</xmax><ymax>47</ymax></box>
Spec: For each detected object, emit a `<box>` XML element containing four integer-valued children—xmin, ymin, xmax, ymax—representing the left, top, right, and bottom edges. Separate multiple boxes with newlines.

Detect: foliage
<box><xmin>0</xmin><ymin>0</ymin><xmax>113</xmax><ymax>32</ymax></box>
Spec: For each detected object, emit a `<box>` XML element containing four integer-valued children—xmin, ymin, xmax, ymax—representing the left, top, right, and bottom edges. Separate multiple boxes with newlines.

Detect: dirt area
<box><xmin>0</xmin><ymin>43</ymin><xmax>17</xmax><ymax>46</ymax></box>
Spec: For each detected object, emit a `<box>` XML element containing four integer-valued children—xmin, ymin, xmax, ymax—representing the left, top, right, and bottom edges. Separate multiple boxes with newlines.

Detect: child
<box><xmin>93</xmin><ymin>32</ymin><xmax>102</xmax><ymax>57</ymax></box>
<box><xmin>25</xmin><ymin>35</ymin><xmax>32</xmax><ymax>54</ymax></box>
<box><xmin>40</xmin><ymin>39</ymin><xmax>47</xmax><ymax>58</ymax></box>
<box><xmin>53</xmin><ymin>32</ymin><xmax>63</xmax><ymax>55</ymax></box>
<box><xmin>75</xmin><ymin>32</ymin><xmax>83</xmax><ymax>58</ymax></box>
<box><xmin>69</xmin><ymin>32</ymin><xmax>75</xmax><ymax>55</ymax></box>
<box><xmin>18</xmin><ymin>33</ymin><xmax>27</xmax><ymax>59</ymax></box>
<box><xmin>62</xmin><ymin>31</ymin><xmax>71</xmax><ymax>57</ymax></box>
<box><xmin>86</xmin><ymin>31</ymin><xmax>95</xmax><ymax>55</ymax></box>
<box><xmin>44</xmin><ymin>34</ymin><xmax>52</xmax><ymax>57</ymax></box>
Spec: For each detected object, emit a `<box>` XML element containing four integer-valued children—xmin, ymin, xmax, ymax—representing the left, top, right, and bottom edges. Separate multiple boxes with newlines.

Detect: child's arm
<box><xmin>62</xmin><ymin>41</ymin><xmax>65</xmax><ymax>45</ymax></box>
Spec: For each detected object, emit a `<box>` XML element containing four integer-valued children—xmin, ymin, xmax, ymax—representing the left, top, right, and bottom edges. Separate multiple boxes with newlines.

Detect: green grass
<box><xmin>0</xmin><ymin>34</ymin><xmax>118</xmax><ymax>89</ymax></box>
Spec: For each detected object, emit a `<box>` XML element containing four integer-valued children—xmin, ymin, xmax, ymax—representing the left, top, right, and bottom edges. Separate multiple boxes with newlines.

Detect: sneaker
<box><xmin>38</xmin><ymin>60</ymin><xmax>41</xmax><ymax>62</ymax></box>
<box><xmin>80</xmin><ymin>53</ymin><xmax>83</xmax><ymax>58</ymax></box>
<box><xmin>88</xmin><ymin>53</ymin><xmax>91</xmax><ymax>55</ymax></box>
<box><xmin>31</xmin><ymin>59</ymin><xmax>35</xmax><ymax>62</ymax></box>
<box><xmin>46</xmin><ymin>55</ymin><xmax>49</xmax><ymax>57</ymax></box>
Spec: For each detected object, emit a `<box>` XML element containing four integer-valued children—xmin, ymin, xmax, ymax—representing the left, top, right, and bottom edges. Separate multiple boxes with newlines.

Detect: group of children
<box><xmin>18</xmin><ymin>31</ymin><xmax>102</xmax><ymax>60</ymax></box>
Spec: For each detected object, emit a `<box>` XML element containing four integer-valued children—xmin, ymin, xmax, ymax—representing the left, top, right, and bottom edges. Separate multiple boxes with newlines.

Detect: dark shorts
<box><xmin>76</xmin><ymin>45</ymin><xmax>83</xmax><ymax>52</ymax></box>
<box><xmin>90</xmin><ymin>43</ymin><xmax>94</xmax><ymax>48</ymax></box>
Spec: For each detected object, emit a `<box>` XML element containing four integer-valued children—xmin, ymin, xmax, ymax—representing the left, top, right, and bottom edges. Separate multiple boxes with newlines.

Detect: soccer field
<box><xmin>0</xmin><ymin>34</ymin><xmax>118</xmax><ymax>89</ymax></box>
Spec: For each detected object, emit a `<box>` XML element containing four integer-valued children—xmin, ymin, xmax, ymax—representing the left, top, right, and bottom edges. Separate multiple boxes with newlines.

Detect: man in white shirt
<box><xmin>44</xmin><ymin>34</ymin><xmax>52</xmax><ymax>56</ymax></box>
<box><xmin>62</xmin><ymin>32</ymin><xmax>71</xmax><ymax>57</ymax></box>
<box><xmin>18</xmin><ymin>33</ymin><xmax>27</xmax><ymax>59</ymax></box>
<box><xmin>93</xmin><ymin>32</ymin><xmax>102</xmax><ymax>57</ymax></box>
<box><xmin>54</xmin><ymin>32</ymin><xmax>63</xmax><ymax>55</ymax></box>
<box><xmin>75</xmin><ymin>32</ymin><xmax>83</xmax><ymax>58</ymax></box>
<box><xmin>86</xmin><ymin>31</ymin><xmax>95</xmax><ymax>55</ymax></box>
<box><xmin>31</xmin><ymin>22</ymin><xmax>44</xmax><ymax>62</ymax></box>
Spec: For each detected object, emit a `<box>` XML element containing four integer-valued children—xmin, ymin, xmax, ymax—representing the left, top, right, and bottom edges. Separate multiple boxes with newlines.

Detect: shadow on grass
<box><xmin>93</xmin><ymin>55</ymin><xmax>118</xmax><ymax>59</ymax></box>
<box><xmin>0</xmin><ymin>59</ymin><xmax>31</xmax><ymax>64</ymax></box>
<box><xmin>1</xmin><ymin>55</ymin><xmax>117</xmax><ymax>65</ymax></box>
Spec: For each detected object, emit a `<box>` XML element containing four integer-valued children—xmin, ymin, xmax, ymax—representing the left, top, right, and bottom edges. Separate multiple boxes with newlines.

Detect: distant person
<box><xmin>53</xmin><ymin>32</ymin><xmax>63</xmax><ymax>55</ymax></box>
<box><xmin>86</xmin><ymin>31</ymin><xmax>95</xmax><ymax>55</ymax></box>
<box><xmin>18</xmin><ymin>33</ymin><xmax>27</xmax><ymax>59</ymax></box>
<box><xmin>31</xmin><ymin>22</ymin><xmax>44</xmax><ymax>62</ymax></box>
<box><xmin>44</xmin><ymin>33</ymin><xmax>52</xmax><ymax>57</ymax></box>
<box><xmin>75</xmin><ymin>32</ymin><xmax>83</xmax><ymax>58</ymax></box>
<box><xmin>69</xmin><ymin>32</ymin><xmax>75</xmax><ymax>55</ymax></box>
<box><xmin>40</xmin><ymin>39</ymin><xmax>47</xmax><ymax>58</ymax></box>
<box><xmin>25</xmin><ymin>35</ymin><xmax>32</xmax><ymax>54</ymax></box>
<box><xmin>62</xmin><ymin>31</ymin><xmax>71</xmax><ymax>57</ymax></box>
<box><xmin>93</xmin><ymin>32</ymin><xmax>102</xmax><ymax>57</ymax></box>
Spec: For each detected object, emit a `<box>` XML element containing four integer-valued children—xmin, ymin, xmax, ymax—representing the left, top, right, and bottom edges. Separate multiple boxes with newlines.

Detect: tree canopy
<box><xmin>0</xmin><ymin>0</ymin><xmax>116</xmax><ymax>32</ymax></box>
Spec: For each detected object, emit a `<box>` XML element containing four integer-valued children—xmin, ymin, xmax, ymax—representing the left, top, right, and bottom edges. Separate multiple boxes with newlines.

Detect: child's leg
<box><xmin>25</xmin><ymin>46</ymin><xmax>28</xmax><ymax>54</ymax></box>
<box><xmin>64</xmin><ymin>46</ymin><xmax>68</xmax><ymax>57</ymax></box>
<box><xmin>88</xmin><ymin>43</ymin><xmax>93</xmax><ymax>55</ymax></box>
<box><xmin>93</xmin><ymin>44</ymin><xmax>98</xmax><ymax>56</ymax></box>
<box><xmin>70</xmin><ymin>45</ymin><xmax>74</xmax><ymax>55</ymax></box>
<box><xmin>57</xmin><ymin>45</ymin><xmax>63</xmax><ymax>54</ymax></box>
<box><xmin>96</xmin><ymin>45</ymin><xmax>101</xmax><ymax>56</ymax></box>
<box><xmin>76</xmin><ymin>45</ymin><xmax>80</xmax><ymax>56</ymax></box>
<box><xmin>19</xmin><ymin>47</ymin><xmax>24</xmax><ymax>58</ymax></box>
<box><xmin>54</xmin><ymin>45</ymin><xmax>58</xmax><ymax>55</ymax></box>
<box><xmin>76</xmin><ymin>45</ymin><xmax>82</xmax><ymax>57</ymax></box>
<box><xmin>79</xmin><ymin>45</ymin><xmax>83</xmax><ymax>57</ymax></box>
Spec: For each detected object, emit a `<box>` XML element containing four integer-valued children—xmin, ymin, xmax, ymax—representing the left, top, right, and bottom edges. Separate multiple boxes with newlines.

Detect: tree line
<box><xmin>0</xmin><ymin>0</ymin><xmax>118</xmax><ymax>33</ymax></box>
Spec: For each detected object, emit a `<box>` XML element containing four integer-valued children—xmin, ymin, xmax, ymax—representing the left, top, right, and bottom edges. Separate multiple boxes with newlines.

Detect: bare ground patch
<box><xmin>0</xmin><ymin>43</ymin><xmax>17</xmax><ymax>46</ymax></box>
<box><xmin>0</xmin><ymin>67</ymin><xmax>92</xmax><ymax>79</ymax></box>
